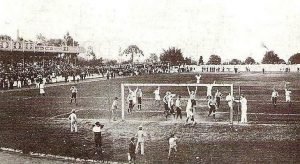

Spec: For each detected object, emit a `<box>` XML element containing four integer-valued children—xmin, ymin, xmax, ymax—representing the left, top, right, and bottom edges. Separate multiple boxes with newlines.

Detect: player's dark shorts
<box><xmin>191</xmin><ymin>99</ymin><xmax>196</xmax><ymax>107</ymax></box>
<box><xmin>272</xmin><ymin>97</ymin><xmax>277</xmax><ymax>104</ymax></box>
<box><xmin>129</xmin><ymin>153</ymin><xmax>136</xmax><ymax>161</ymax></box>
<box><xmin>129</xmin><ymin>100</ymin><xmax>133</xmax><ymax>108</ymax></box>
<box><xmin>176</xmin><ymin>107</ymin><xmax>181</xmax><ymax>114</ymax></box>
<box><xmin>164</xmin><ymin>103</ymin><xmax>169</xmax><ymax>111</ymax></box>
<box><xmin>170</xmin><ymin>105</ymin><xmax>175</xmax><ymax>114</ymax></box>
<box><xmin>138</xmin><ymin>97</ymin><xmax>142</xmax><ymax>104</ymax></box>
<box><xmin>71</xmin><ymin>92</ymin><xmax>77</xmax><ymax>98</ymax></box>
<box><xmin>209</xmin><ymin>105</ymin><xmax>216</xmax><ymax>111</ymax></box>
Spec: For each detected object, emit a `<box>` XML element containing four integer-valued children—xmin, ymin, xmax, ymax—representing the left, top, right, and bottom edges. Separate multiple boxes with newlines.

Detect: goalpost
<box><xmin>121</xmin><ymin>83</ymin><xmax>234</xmax><ymax>123</ymax></box>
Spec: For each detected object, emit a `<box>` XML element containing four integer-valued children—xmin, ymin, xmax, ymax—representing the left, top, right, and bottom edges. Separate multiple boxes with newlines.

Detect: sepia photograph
<box><xmin>0</xmin><ymin>0</ymin><xmax>299</xmax><ymax>163</ymax></box>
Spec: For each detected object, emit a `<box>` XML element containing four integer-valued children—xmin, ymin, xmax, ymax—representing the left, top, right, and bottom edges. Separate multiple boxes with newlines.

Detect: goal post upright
<box><xmin>121</xmin><ymin>83</ymin><xmax>125</xmax><ymax>120</ymax></box>
<box><xmin>121</xmin><ymin>83</ymin><xmax>234</xmax><ymax>123</ymax></box>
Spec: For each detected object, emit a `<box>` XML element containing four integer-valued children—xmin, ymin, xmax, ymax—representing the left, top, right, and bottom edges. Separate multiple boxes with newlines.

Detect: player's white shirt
<box><xmin>137</xmin><ymin>91</ymin><xmax>142</xmax><ymax>98</ymax></box>
<box><xmin>92</xmin><ymin>126</ymin><xmax>102</xmax><ymax>133</ymax></box>
<box><xmin>225</xmin><ymin>94</ymin><xmax>235</xmax><ymax>107</ymax></box>
<box><xmin>240</xmin><ymin>98</ymin><xmax>247</xmax><ymax>110</ymax></box>
<box><xmin>136</xmin><ymin>130</ymin><xmax>146</xmax><ymax>142</ymax></box>
<box><xmin>69</xmin><ymin>113</ymin><xmax>77</xmax><ymax>124</ymax></box>
<box><xmin>111</xmin><ymin>100</ymin><xmax>117</xmax><ymax>109</ymax></box>
<box><xmin>195</xmin><ymin>75</ymin><xmax>201</xmax><ymax>83</ymax></box>
<box><xmin>154</xmin><ymin>89</ymin><xmax>160</xmax><ymax>100</ymax></box>
<box><xmin>131</xmin><ymin>90</ymin><xmax>138</xmax><ymax>104</ymax></box>
<box><xmin>127</xmin><ymin>93</ymin><xmax>133</xmax><ymax>102</ymax></box>
<box><xmin>189</xmin><ymin>93</ymin><xmax>196</xmax><ymax>100</ymax></box>
<box><xmin>285</xmin><ymin>89</ymin><xmax>291</xmax><ymax>101</ymax></box>
<box><xmin>169</xmin><ymin>137</ymin><xmax>178</xmax><ymax>148</ymax></box>
<box><xmin>271</xmin><ymin>91</ymin><xmax>279</xmax><ymax>97</ymax></box>
<box><xmin>39</xmin><ymin>83</ymin><xmax>45</xmax><ymax>94</ymax></box>
<box><xmin>168</xmin><ymin>94</ymin><xmax>176</xmax><ymax>108</ymax></box>
<box><xmin>207</xmin><ymin>85</ymin><xmax>212</xmax><ymax>96</ymax></box>
<box><xmin>175</xmin><ymin>99</ymin><xmax>181</xmax><ymax>107</ymax></box>
<box><xmin>71</xmin><ymin>87</ymin><xmax>78</xmax><ymax>93</ymax></box>
<box><xmin>186</xmin><ymin>99</ymin><xmax>193</xmax><ymax>117</ymax></box>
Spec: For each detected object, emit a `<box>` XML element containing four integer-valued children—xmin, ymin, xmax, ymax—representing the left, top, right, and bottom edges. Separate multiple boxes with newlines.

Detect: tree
<box><xmin>288</xmin><ymin>53</ymin><xmax>300</xmax><ymax>64</ymax></box>
<box><xmin>229</xmin><ymin>59</ymin><xmax>242</xmax><ymax>65</ymax></box>
<box><xmin>36</xmin><ymin>33</ymin><xmax>47</xmax><ymax>44</ymax></box>
<box><xmin>198</xmin><ymin>56</ymin><xmax>204</xmax><ymax>65</ymax></box>
<box><xmin>261</xmin><ymin>51</ymin><xmax>284</xmax><ymax>64</ymax></box>
<box><xmin>122</xmin><ymin>45</ymin><xmax>144</xmax><ymax>64</ymax></box>
<box><xmin>105</xmin><ymin>59</ymin><xmax>118</xmax><ymax>66</ymax></box>
<box><xmin>145</xmin><ymin>53</ymin><xmax>159</xmax><ymax>64</ymax></box>
<box><xmin>64</xmin><ymin>32</ymin><xmax>79</xmax><ymax>46</ymax></box>
<box><xmin>86</xmin><ymin>46</ymin><xmax>96</xmax><ymax>60</ymax></box>
<box><xmin>245</xmin><ymin>57</ymin><xmax>256</xmax><ymax>65</ymax></box>
<box><xmin>0</xmin><ymin>35</ymin><xmax>12</xmax><ymax>41</ymax></box>
<box><xmin>207</xmin><ymin>54</ymin><xmax>221</xmax><ymax>65</ymax></box>
<box><xmin>160</xmin><ymin>47</ymin><xmax>184</xmax><ymax>65</ymax></box>
<box><xmin>47</xmin><ymin>39</ymin><xmax>64</xmax><ymax>46</ymax></box>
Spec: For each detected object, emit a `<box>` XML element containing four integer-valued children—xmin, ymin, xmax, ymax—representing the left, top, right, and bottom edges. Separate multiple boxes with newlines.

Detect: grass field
<box><xmin>0</xmin><ymin>72</ymin><xmax>299</xmax><ymax>163</ymax></box>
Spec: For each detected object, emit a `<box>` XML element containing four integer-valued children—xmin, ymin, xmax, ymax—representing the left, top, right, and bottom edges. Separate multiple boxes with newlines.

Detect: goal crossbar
<box><xmin>121</xmin><ymin>83</ymin><xmax>234</xmax><ymax>123</ymax></box>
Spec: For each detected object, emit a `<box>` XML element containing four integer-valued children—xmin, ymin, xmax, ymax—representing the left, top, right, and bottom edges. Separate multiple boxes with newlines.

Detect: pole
<box><xmin>230</xmin><ymin>84</ymin><xmax>234</xmax><ymax>124</ymax></box>
<box><xmin>237</xmin><ymin>86</ymin><xmax>241</xmax><ymax>123</ymax></box>
<box><xmin>108</xmin><ymin>82</ymin><xmax>111</xmax><ymax>122</ymax></box>
<box><xmin>121</xmin><ymin>84</ymin><xmax>125</xmax><ymax>120</ymax></box>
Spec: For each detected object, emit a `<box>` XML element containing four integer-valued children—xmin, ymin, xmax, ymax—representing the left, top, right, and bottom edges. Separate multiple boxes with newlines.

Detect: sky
<box><xmin>0</xmin><ymin>0</ymin><xmax>300</xmax><ymax>62</ymax></box>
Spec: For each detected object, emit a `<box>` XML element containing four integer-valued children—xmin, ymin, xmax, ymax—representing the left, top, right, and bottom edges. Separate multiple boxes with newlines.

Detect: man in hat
<box><xmin>128</xmin><ymin>137</ymin><xmax>136</xmax><ymax>163</ymax></box>
<box><xmin>93</xmin><ymin>122</ymin><xmax>104</xmax><ymax>148</ymax></box>
<box><xmin>111</xmin><ymin>97</ymin><xmax>118</xmax><ymax>121</ymax></box>
<box><xmin>70</xmin><ymin>85</ymin><xmax>78</xmax><ymax>105</ymax></box>
<box><xmin>68</xmin><ymin>109</ymin><xmax>77</xmax><ymax>132</ymax></box>
<box><xmin>135</xmin><ymin>126</ymin><xmax>146</xmax><ymax>155</ymax></box>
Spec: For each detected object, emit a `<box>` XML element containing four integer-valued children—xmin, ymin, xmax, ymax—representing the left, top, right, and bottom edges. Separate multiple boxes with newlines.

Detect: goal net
<box><xmin>121</xmin><ymin>83</ymin><xmax>234</xmax><ymax>123</ymax></box>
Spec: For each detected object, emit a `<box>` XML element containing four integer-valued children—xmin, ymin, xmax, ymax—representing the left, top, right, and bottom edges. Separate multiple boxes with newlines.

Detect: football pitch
<box><xmin>0</xmin><ymin>72</ymin><xmax>299</xmax><ymax>163</ymax></box>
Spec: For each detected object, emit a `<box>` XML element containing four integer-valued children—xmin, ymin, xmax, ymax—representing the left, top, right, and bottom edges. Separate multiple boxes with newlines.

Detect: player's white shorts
<box><xmin>155</xmin><ymin>95</ymin><xmax>161</xmax><ymax>100</ymax></box>
<box><xmin>286</xmin><ymin>96</ymin><xmax>291</xmax><ymax>102</ymax></box>
<box><xmin>40</xmin><ymin>89</ymin><xmax>45</xmax><ymax>94</ymax></box>
<box><xmin>186</xmin><ymin>110</ymin><xmax>193</xmax><ymax>118</ymax></box>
